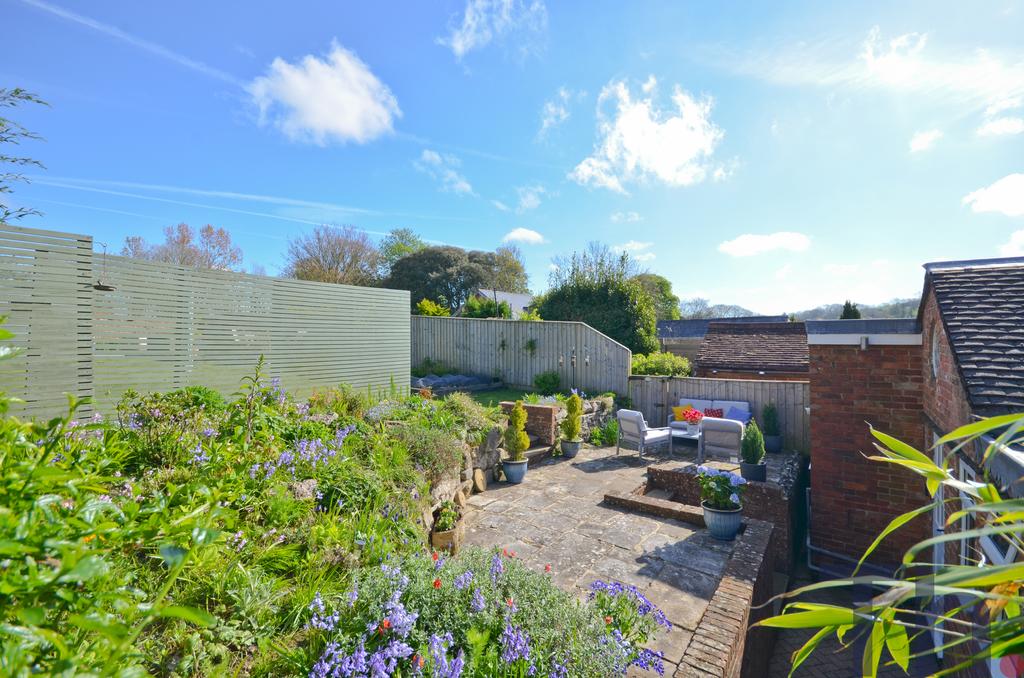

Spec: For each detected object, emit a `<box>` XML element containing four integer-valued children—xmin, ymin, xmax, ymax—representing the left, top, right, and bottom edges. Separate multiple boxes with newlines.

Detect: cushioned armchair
<box><xmin>697</xmin><ymin>417</ymin><xmax>744</xmax><ymax>464</ymax></box>
<box><xmin>616</xmin><ymin>409</ymin><xmax>671</xmax><ymax>458</ymax></box>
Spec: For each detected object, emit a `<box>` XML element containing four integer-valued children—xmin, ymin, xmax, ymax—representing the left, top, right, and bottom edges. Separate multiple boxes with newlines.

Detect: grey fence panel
<box><xmin>411</xmin><ymin>316</ymin><xmax>631</xmax><ymax>395</ymax></box>
<box><xmin>628</xmin><ymin>375</ymin><xmax>810</xmax><ymax>452</ymax></box>
<box><xmin>0</xmin><ymin>224</ymin><xmax>410</xmax><ymax>419</ymax></box>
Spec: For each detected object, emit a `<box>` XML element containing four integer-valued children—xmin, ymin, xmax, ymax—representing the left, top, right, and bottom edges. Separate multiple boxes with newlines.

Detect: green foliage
<box><xmin>536</xmin><ymin>245</ymin><xmax>657</xmax><ymax>353</ymax></box>
<box><xmin>463</xmin><ymin>295</ymin><xmax>511</xmax><ymax>319</ymax></box>
<box><xmin>589</xmin><ymin>419</ymin><xmax>619</xmax><ymax>447</ymax></box>
<box><xmin>839</xmin><ymin>300</ymin><xmax>862</xmax><ymax>319</ymax></box>
<box><xmin>378</xmin><ymin>227</ymin><xmax>426</xmax><ymax>277</ymax></box>
<box><xmin>761</xmin><ymin>413</ymin><xmax>1024</xmax><ymax>677</ymax></box>
<box><xmin>631</xmin><ymin>273</ymin><xmax>681</xmax><ymax>321</ymax></box>
<box><xmin>532</xmin><ymin>370</ymin><xmax>560</xmax><ymax>396</ymax></box>
<box><xmin>1</xmin><ymin>88</ymin><xmax>49</xmax><ymax>222</ymax></box>
<box><xmin>741</xmin><ymin>420</ymin><xmax>766</xmax><ymax>464</ymax></box>
<box><xmin>415</xmin><ymin>298</ymin><xmax>451</xmax><ymax>316</ymax></box>
<box><xmin>385</xmin><ymin>246</ymin><xmax>490</xmax><ymax>313</ymax></box>
<box><xmin>434</xmin><ymin>501</ymin><xmax>460</xmax><ymax>532</ymax></box>
<box><xmin>518</xmin><ymin>308</ymin><xmax>542</xmax><ymax>321</ymax></box>
<box><xmin>561</xmin><ymin>393</ymin><xmax>583</xmax><ymax>442</ymax></box>
<box><xmin>412</xmin><ymin>357</ymin><xmax>454</xmax><ymax>377</ymax></box>
<box><xmin>696</xmin><ymin>467</ymin><xmax>746</xmax><ymax>510</ymax></box>
<box><xmin>762</xmin><ymin>403</ymin><xmax>780</xmax><ymax>436</ymax></box>
<box><xmin>631</xmin><ymin>351</ymin><xmax>692</xmax><ymax>377</ymax></box>
<box><xmin>523</xmin><ymin>337</ymin><xmax>537</xmax><ymax>355</ymax></box>
<box><xmin>504</xmin><ymin>401</ymin><xmax>530</xmax><ymax>461</ymax></box>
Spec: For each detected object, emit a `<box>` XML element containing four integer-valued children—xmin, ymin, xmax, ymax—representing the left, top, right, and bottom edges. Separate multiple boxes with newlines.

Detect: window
<box><xmin>930</xmin><ymin>327</ymin><xmax>940</xmax><ymax>380</ymax></box>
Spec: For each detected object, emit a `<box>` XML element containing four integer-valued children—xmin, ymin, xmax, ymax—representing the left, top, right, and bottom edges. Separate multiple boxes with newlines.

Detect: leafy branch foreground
<box><xmin>761</xmin><ymin>413</ymin><xmax>1024</xmax><ymax>677</ymax></box>
<box><xmin>0</xmin><ymin>341</ymin><xmax>670</xmax><ymax>676</ymax></box>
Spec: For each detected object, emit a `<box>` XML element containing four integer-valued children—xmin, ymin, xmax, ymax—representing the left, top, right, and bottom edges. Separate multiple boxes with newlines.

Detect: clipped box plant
<box><xmin>560</xmin><ymin>392</ymin><xmax>583</xmax><ymax>458</ymax></box>
<box><xmin>740</xmin><ymin>420</ymin><xmax>767</xmax><ymax>482</ymax></box>
<box><xmin>502</xmin><ymin>400</ymin><xmax>530</xmax><ymax>483</ymax></box>
<box><xmin>762</xmin><ymin>402</ymin><xmax>782</xmax><ymax>453</ymax></box>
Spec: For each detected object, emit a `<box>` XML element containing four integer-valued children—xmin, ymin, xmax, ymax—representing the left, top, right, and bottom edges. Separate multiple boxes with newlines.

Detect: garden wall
<box><xmin>629</xmin><ymin>376</ymin><xmax>810</xmax><ymax>453</ymax></box>
<box><xmin>0</xmin><ymin>223</ymin><xmax>410</xmax><ymax>418</ymax></box>
<box><xmin>411</xmin><ymin>315</ymin><xmax>631</xmax><ymax>395</ymax></box>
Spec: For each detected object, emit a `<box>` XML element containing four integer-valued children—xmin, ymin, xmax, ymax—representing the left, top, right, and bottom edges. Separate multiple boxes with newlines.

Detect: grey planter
<box><xmin>764</xmin><ymin>434</ymin><xmax>783</xmax><ymax>454</ymax></box>
<box><xmin>740</xmin><ymin>461</ymin><xmax>767</xmax><ymax>482</ymax></box>
<box><xmin>502</xmin><ymin>459</ymin><xmax>529</xmax><ymax>484</ymax></box>
<box><xmin>560</xmin><ymin>439</ymin><xmax>581</xmax><ymax>458</ymax></box>
<box><xmin>702</xmin><ymin>501</ymin><xmax>742</xmax><ymax>541</ymax></box>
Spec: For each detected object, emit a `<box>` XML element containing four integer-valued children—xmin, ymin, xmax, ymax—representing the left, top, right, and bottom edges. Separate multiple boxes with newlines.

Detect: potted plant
<box><xmin>682</xmin><ymin>407</ymin><xmax>703</xmax><ymax>434</ymax></box>
<box><xmin>560</xmin><ymin>392</ymin><xmax>583</xmax><ymax>458</ymax></box>
<box><xmin>740</xmin><ymin>420</ymin><xmax>767</xmax><ymax>482</ymax></box>
<box><xmin>502</xmin><ymin>400</ymin><xmax>530</xmax><ymax>484</ymax></box>
<box><xmin>430</xmin><ymin>500</ymin><xmax>464</xmax><ymax>553</ymax></box>
<box><xmin>762</xmin><ymin>403</ymin><xmax>782</xmax><ymax>454</ymax></box>
<box><xmin>696</xmin><ymin>466</ymin><xmax>746</xmax><ymax>540</ymax></box>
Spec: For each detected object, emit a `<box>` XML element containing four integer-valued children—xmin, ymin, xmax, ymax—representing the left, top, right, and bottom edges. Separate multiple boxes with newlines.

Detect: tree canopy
<box><xmin>385</xmin><ymin>246</ymin><xmax>489</xmax><ymax>312</ymax></box>
<box><xmin>284</xmin><ymin>225</ymin><xmax>379</xmax><ymax>286</ymax></box>
<box><xmin>839</xmin><ymin>300</ymin><xmax>862</xmax><ymax>319</ymax></box>
<box><xmin>632</xmin><ymin>273</ymin><xmax>681</xmax><ymax>321</ymax></box>
<box><xmin>377</xmin><ymin>228</ymin><xmax>426</xmax><ymax>277</ymax></box>
<box><xmin>122</xmin><ymin>223</ymin><xmax>242</xmax><ymax>270</ymax></box>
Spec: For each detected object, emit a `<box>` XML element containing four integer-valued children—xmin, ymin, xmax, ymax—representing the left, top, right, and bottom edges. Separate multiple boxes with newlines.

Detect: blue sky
<box><xmin>5</xmin><ymin>0</ymin><xmax>1024</xmax><ymax>313</ymax></box>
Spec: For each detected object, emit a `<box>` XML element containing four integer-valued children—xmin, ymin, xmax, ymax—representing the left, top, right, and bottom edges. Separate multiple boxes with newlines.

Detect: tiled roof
<box><xmin>697</xmin><ymin>322</ymin><xmax>809</xmax><ymax>372</ymax></box>
<box><xmin>927</xmin><ymin>260</ymin><xmax>1024</xmax><ymax>414</ymax></box>
<box><xmin>658</xmin><ymin>315</ymin><xmax>789</xmax><ymax>338</ymax></box>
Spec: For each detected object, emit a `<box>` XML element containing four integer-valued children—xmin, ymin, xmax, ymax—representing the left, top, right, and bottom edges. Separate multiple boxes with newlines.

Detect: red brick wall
<box><xmin>695</xmin><ymin>368</ymin><xmax>809</xmax><ymax>382</ymax></box>
<box><xmin>500</xmin><ymin>401</ymin><xmax>557</xmax><ymax>446</ymax></box>
<box><xmin>809</xmin><ymin>343</ymin><xmax>930</xmax><ymax>567</ymax></box>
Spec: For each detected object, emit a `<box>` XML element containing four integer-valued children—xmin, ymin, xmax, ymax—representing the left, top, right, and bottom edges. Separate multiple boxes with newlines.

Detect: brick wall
<box><xmin>695</xmin><ymin>368</ymin><xmax>809</xmax><ymax>382</ymax></box>
<box><xmin>808</xmin><ymin>342</ymin><xmax>930</xmax><ymax>567</ymax></box>
<box><xmin>500</xmin><ymin>401</ymin><xmax>557</xmax><ymax>446</ymax></box>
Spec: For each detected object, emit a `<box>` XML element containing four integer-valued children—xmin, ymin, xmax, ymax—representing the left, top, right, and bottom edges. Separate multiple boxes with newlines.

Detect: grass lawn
<box><xmin>469</xmin><ymin>387</ymin><xmax>530</xmax><ymax>407</ymax></box>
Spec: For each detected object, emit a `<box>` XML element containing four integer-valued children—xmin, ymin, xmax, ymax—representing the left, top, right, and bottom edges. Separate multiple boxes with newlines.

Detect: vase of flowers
<box><xmin>740</xmin><ymin>421</ymin><xmax>767</xmax><ymax>482</ymax></box>
<box><xmin>682</xmin><ymin>408</ymin><xmax>703</xmax><ymax>434</ymax></box>
<box><xmin>502</xmin><ymin>400</ymin><xmax>530</xmax><ymax>484</ymax></box>
<box><xmin>430</xmin><ymin>500</ymin><xmax>464</xmax><ymax>553</ymax></box>
<box><xmin>696</xmin><ymin>466</ymin><xmax>746</xmax><ymax>540</ymax></box>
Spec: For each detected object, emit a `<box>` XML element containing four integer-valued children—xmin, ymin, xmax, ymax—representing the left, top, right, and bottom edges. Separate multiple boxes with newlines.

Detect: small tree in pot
<box><xmin>740</xmin><ymin>421</ymin><xmax>767</xmax><ymax>482</ymax></box>
<box><xmin>560</xmin><ymin>392</ymin><xmax>583</xmax><ymax>458</ymax></box>
<box><xmin>696</xmin><ymin>466</ymin><xmax>746</xmax><ymax>540</ymax></box>
<box><xmin>502</xmin><ymin>400</ymin><xmax>530</xmax><ymax>483</ymax></box>
<box><xmin>762</xmin><ymin>403</ymin><xmax>782</xmax><ymax>453</ymax></box>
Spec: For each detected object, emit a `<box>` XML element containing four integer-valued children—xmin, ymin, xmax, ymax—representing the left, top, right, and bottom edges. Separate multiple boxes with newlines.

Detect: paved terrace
<box><xmin>464</xmin><ymin>443</ymin><xmax>756</xmax><ymax>675</ymax></box>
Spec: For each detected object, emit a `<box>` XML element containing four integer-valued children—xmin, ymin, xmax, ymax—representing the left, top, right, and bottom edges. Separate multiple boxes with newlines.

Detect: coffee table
<box><xmin>670</xmin><ymin>427</ymin><xmax>700</xmax><ymax>455</ymax></box>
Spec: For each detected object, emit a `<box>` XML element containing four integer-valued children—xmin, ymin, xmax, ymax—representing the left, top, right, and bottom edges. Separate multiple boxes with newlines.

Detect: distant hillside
<box><xmin>791</xmin><ymin>297</ymin><xmax>920</xmax><ymax>320</ymax></box>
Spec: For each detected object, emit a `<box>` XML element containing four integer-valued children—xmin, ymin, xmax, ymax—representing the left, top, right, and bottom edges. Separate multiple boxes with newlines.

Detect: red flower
<box><xmin>433</xmin><ymin>578</ymin><xmax>442</xmax><ymax>589</ymax></box>
<box><xmin>544</xmin><ymin>563</ymin><xmax>552</xmax><ymax>573</ymax></box>
<box><xmin>431</xmin><ymin>551</ymin><xmax>439</xmax><ymax>561</ymax></box>
<box><xmin>507</xmin><ymin>597</ymin><xmax>515</xmax><ymax>607</ymax></box>
<box><xmin>413</xmin><ymin>655</ymin><xmax>424</xmax><ymax>669</ymax></box>
<box><xmin>604</xmin><ymin>615</ymin><xmax>613</xmax><ymax>625</ymax></box>
<box><xmin>378</xmin><ymin>618</ymin><xmax>391</xmax><ymax>634</ymax></box>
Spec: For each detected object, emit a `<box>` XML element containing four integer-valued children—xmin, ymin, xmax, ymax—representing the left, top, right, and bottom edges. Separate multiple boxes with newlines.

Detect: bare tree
<box><xmin>1</xmin><ymin>88</ymin><xmax>49</xmax><ymax>222</ymax></box>
<box><xmin>678</xmin><ymin>297</ymin><xmax>713</xmax><ymax>319</ymax></box>
<box><xmin>121</xmin><ymin>223</ymin><xmax>242</xmax><ymax>270</ymax></box>
<box><xmin>285</xmin><ymin>225</ymin><xmax>380</xmax><ymax>286</ymax></box>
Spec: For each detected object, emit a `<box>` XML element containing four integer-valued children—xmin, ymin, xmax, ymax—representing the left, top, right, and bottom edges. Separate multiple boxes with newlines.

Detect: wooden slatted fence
<box><xmin>629</xmin><ymin>375</ymin><xmax>810</xmax><ymax>452</ymax></box>
<box><xmin>411</xmin><ymin>316</ymin><xmax>631</xmax><ymax>395</ymax></box>
<box><xmin>0</xmin><ymin>223</ymin><xmax>410</xmax><ymax>419</ymax></box>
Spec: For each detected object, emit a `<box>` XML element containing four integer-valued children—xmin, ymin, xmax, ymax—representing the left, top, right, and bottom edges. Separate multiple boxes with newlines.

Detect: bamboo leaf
<box><xmin>788</xmin><ymin>626</ymin><xmax>833</xmax><ymax>677</ymax></box>
<box><xmin>870</xmin><ymin>426</ymin><xmax>934</xmax><ymax>467</ymax></box>
<box><xmin>757</xmin><ymin>605</ymin><xmax>859</xmax><ymax>629</ymax></box>
<box><xmin>883</xmin><ymin>620</ymin><xmax>910</xmax><ymax>671</ymax></box>
<box><xmin>936</xmin><ymin>414</ymin><xmax>1024</xmax><ymax>446</ymax></box>
<box><xmin>855</xmin><ymin>503</ymin><xmax>934</xmax><ymax>575</ymax></box>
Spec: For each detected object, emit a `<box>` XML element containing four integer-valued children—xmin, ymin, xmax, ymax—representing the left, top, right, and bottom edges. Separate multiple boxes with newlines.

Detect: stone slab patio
<box><xmin>464</xmin><ymin>443</ymin><xmax>740</xmax><ymax>675</ymax></box>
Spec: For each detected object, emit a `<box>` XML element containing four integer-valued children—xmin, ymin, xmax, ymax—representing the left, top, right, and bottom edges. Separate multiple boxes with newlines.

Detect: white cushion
<box><xmin>713</xmin><ymin>400</ymin><xmax>749</xmax><ymax>415</ymax></box>
<box><xmin>678</xmin><ymin>398</ymin><xmax>713</xmax><ymax>413</ymax></box>
<box><xmin>644</xmin><ymin>428</ymin><xmax>671</xmax><ymax>442</ymax></box>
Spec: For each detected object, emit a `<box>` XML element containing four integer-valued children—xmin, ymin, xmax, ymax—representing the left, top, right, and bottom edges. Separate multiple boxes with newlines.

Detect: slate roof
<box><xmin>658</xmin><ymin>315</ymin><xmax>789</xmax><ymax>339</ymax></box>
<box><xmin>697</xmin><ymin>321</ymin><xmax>809</xmax><ymax>373</ymax></box>
<box><xmin>925</xmin><ymin>259</ymin><xmax>1024</xmax><ymax>414</ymax></box>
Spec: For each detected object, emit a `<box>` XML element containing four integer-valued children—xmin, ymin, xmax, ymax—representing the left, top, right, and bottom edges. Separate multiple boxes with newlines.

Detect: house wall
<box><xmin>808</xmin><ymin>342</ymin><xmax>930</xmax><ymax>567</ymax></box>
<box><xmin>695</xmin><ymin>367</ymin><xmax>809</xmax><ymax>382</ymax></box>
<box><xmin>659</xmin><ymin>337</ymin><xmax>702</xmax><ymax>362</ymax></box>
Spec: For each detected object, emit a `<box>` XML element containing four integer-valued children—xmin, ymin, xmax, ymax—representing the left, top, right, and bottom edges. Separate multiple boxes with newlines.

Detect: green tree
<box><xmin>492</xmin><ymin>244</ymin><xmax>530</xmax><ymax>293</ymax></box>
<box><xmin>840</xmin><ymin>300</ymin><xmax>862</xmax><ymax>319</ymax></box>
<box><xmin>632</xmin><ymin>273</ymin><xmax>681</xmax><ymax>321</ymax></box>
<box><xmin>378</xmin><ymin>228</ymin><xmax>426</xmax><ymax>277</ymax></box>
<box><xmin>1</xmin><ymin>88</ymin><xmax>48</xmax><ymax>222</ymax></box>
<box><xmin>536</xmin><ymin>243</ymin><xmax>657</xmax><ymax>353</ymax></box>
<box><xmin>463</xmin><ymin>295</ymin><xmax>511</xmax><ymax>318</ymax></box>
<box><xmin>384</xmin><ymin>246</ymin><xmax>488</xmax><ymax>313</ymax></box>
<box><xmin>414</xmin><ymin>298</ymin><xmax>449</xmax><ymax>316</ymax></box>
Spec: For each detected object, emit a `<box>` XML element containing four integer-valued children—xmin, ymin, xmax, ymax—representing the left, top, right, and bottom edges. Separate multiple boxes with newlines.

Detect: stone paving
<box><xmin>464</xmin><ymin>443</ymin><xmax>736</xmax><ymax>673</ymax></box>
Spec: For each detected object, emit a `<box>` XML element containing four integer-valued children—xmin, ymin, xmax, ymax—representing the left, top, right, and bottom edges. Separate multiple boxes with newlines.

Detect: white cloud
<box><xmin>492</xmin><ymin>200</ymin><xmax>511</xmax><ymax>212</ymax></box>
<box><xmin>438</xmin><ymin>0</ymin><xmax>547</xmax><ymax>60</ymax></box>
<box><xmin>538</xmin><ymin>87</ymin><xmax>571</xmax><ymax>137</ymax></box>
<box><xmin>1000</xmin><ymin>230</ymin><xmax>1024</xmax><ymax>256</ymax></box>
<box><xmin>963</xmin><ymin>174</ymin><xmax>1024</xmax><ymax>217</ymax></box>
<box><xmin>909</xmin><ymin>129</ymin><xmax>942</xmax><ymax>152</ymax></box>
<box><xmin>823</xmin><ymin>263</ymin><xmax>859</xmax><ymax>275</ymax></box>
<box><xmin>415</xmin><ymin>150</ymin><xmax>474</xmax><ymax>195</ymax></box>
<box><xmin>610</xmin><ymin>211</ymin><xmax>642</xmax><ymax>223</ymax></box>
<box><xmin>977</xmin><ymin>117</ymin><xmax>1024</xmax><ymax>136</ymax></box>
<box><xmin>725</xmin><ymin>26</ymin><xmax>1024</xmax><ymax>117</ymax></box>
<box><xmin>248</xmin><ymin>41</ymin><xmax>400</xmax><ymax>144</ymax></box>
<box><xmin>515</xmin><ymin>185</ymin><xmax>546</xmax><ymax>212</ymax></box>
<box><xmin>718</xmin><ymin>232</ymin><xmax>811</xmax><ymax>257</ymax></box>
<box><xmin>633</xmin><ymin>252</ymin><xmax>656</xmax><ymax>262</ymax></box>
<box><xmin>775</xmin><ymin>264</ymin><xmax>793</xmax><ymax>280</ymax></box>
<box><xmin>570</xmin><ymin>77</ymin><xmax>724</xmax><ymax>193</ymax></box>
<box><xmin>502</xmin><ymin>227</ymin><xmax>546</xmax><ymax>244</ymax></box>
<box><xmin>613</xmin><ymin>240</ymin><xmax>655</xmax><ymax>261</ymax></box>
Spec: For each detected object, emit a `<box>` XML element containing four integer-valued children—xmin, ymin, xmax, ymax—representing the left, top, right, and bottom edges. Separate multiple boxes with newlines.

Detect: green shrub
<box><xmin>388</xmin><ymin>423</ymin><xmax>464</xmax><ymax>482</ymax></box>
<box><xmin>504</xmin><ymin>400</ymin><xmax>530</xmax><ymax>461</ymax></box>
<box><xmin>411</xmin><ymin>357</ymin><xmax>453</xmax><ymax>378</ymax></box>
<box><xmin>561</xmin><ymin>392</ymin><xmax>583</xmax><ymax>441</ymax></box>
<box><xmin>518</xmin><ymin>308</ymin><xmax>542</xmax><ymax>321</ymax></box>
<box><xmin>434</xmin><ymin>501</ymin><xmax>460</xmax><ymax>532</ymax></box>
<box><xmin>439</xmin><ymin>391</ymin><xmax>500</xmax><ymax>441</ymax></box>
<box><xmin>463</xmin><ymin>295</ymin><xmax>511</xmax><ymax>318</ymax></box>
<box><xmin>415</xmin><ymin>297</ymin><xmax>450</xmax><ymax>316</ymax></box>
<box><xmin>762</xmin><ymin>403</ymin><xmax>780</xmax><ymax>436</ymax></box>
<box><xmin>589</xmin><ymin>419</ymin><xmax>619</xmax><ymax>446</ymax></box>
<box><xmin>631</xmin><ymin>351</ymin><xmax>691</xmax><ymax>377</ymax></box>
<box><xmin>741</xmin><ymin>420</ymin><xmax>766</xmax><ymax>464</ymax></box>
<box><xmin>533</xmin><ymin>370</ymin><xmax>560</xmax><ymax>395</ymax></box>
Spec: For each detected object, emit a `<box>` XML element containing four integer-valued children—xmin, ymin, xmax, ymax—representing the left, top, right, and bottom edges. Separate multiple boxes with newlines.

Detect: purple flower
<box><xmin>729</xmin><ymin>492</ymin><xmax>740</xmax><ymax>505</ymax></box>
<box><xmin>201</xmin><ymin>426</ymin><xmax>217</xmax><ymax>438</ymax></box>
<box><xmin>631</xmin><ymin>648</ymin><xmax>666</xmax><ymax>675</ymax></box>
<box><xmin>471</xmin><ymin>588</ymin><xmax>486</xmax><ymax>613</ymax></box>
<box><xmin>490</xmin><ymin>552</ymin><xmax>504</xmax><ymax>582</ymax></box>
<box><xmin>429</xmin><ymin>633</ymin><xmax>465</xmax><ymax>678</ymax></box>
<box><xmin>453</xmin><ymin>570</ymin><xmax>474</xmax><ymax>590</ymax></box>
<box><xmin>347</xmin><ymin>583</ymin><xmax>358</xmax><ymax>607</ymax></box>
<box><xmin>500</xmin><ymin>622</ymin><xmax>530</xmax><ymax>664</ymax></box>
<box><xmin>190</xmin><ymin>443</ymin><xmax>209</xmax><ymax>466</ymax></box>
<box><xmin>308</xmin><ymin>592</ymin><xmax>339</xmax><ymax>632</ymax></box>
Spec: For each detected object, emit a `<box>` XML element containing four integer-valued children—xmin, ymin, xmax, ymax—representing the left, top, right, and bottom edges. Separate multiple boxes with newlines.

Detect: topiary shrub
<box><xmin>533</xmin><ymin>370</ymin><xmax>560</xmax><ymax>395</ymax></box>
<box><xmin>741</xmin><ymin>420</ymin><xmax>766</xmax><ymax>464</ymax></box>
<box><xmin>631</xmin><ymin>351</ymin><xmax>691</xmax><ymax>377</ymax></box>
<box><xmin>762</xmin><ymin>403</ymin><xmax>780</xmax><ymax>436</ymax></box>
<box><xmin>561</xmin><ymin>392</ymin><xmax>583</xmax><ymax>442</ymax></box>
<box><xmin>504</xmin><ymin>400</ymin><xmax>530</xmax><ymax>461</ymax></box>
